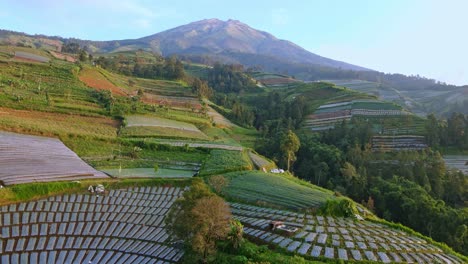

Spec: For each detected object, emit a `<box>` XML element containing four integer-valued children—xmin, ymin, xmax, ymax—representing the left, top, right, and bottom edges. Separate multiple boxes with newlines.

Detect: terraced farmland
<box><xmin>372</xmin><ymin>135</ymin><xmax>428</xmax><ymax>152</ymax></box>
<box><xmin>102</xmin><ymin>168</ymin><xmax>196</xmax><ymax>178</ymax></box>
<box><xmin>0</xmin><ymin>131</ymin><xmax>108</xmax><ymax>185</ymax></box>
<box><xmin>223</xmin><ymin>171</ymin><xmax>335</xmax><ymax>210</ymax></box>
<box><xmin>0</xmin><ymin>107</ymin><xmax>118</xmax><ymax>139</ymax></box>
<box><xmin>134</xmin><ymin>78</ymin><xmax>192</xmax><ymax>97</ymax></box>
<box><xmin>141</xmin><ymin>94</ymin><xmax>202</xmax><ymax>111</ymax></box>
<box><xmin>199</xmin><ymin>150</ymin><xmax>253</xmax><ymax>176</ymax></box>
<box><xmin>230</xmin><ymin>202</ymin><xmax>463</xmax><ymax>263</ymax></box>
<box><xmin>121</xmin><ymin>115</ymin><xmax>208</xmax><ymax>140</ymax></box>
<box><xmin>13</xmin><ymin>51</ymin><xmax>50</xmax><ymax>63</ymax></box>
<box><xmin>443</xmin><ymin>155</ymin><xmax>468</xmax><ymax>175</ymax></box>
<box><xmin>0</xmin><ymin>186</ymin><xmax>185</xmax><ymax>263</ymax></box>
<box><xmin>305</xmin><ymin>100</ymin><xmax>416</xmax><ymax>133</ymax></box>
<box><xmin>79</xmin><ymin>67</ymin><xmax>128</xmax><ymax>96</ymax></box>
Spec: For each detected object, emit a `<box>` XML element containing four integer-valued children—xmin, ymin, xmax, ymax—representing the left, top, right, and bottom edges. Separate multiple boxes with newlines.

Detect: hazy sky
<box><xmin>1</xmin><ymin>0</ymin><xmax>467</xmax><ymax>85</ymax></box>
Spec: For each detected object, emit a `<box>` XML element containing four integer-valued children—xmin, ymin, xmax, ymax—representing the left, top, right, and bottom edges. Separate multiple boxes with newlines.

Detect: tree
<box><xmin>280</xmin><ymin>130</ymin><xmax>300</xmax><ymax>171</ymax></box>
<box><xmin>166</xmin><ymin>179</ymin><xmax>232</xmax><ymax>262</ymax></box>
<box><xmin>208</xmin><ymin>175</ymin><xmax>229</xmax><ymax>194</ymax></box>
<box><xmin>192</xmin><ymin>78</ymin><xmax>213</xmax><ymax>98</ymax></box>
<box><xmin>426</xmin><ymin>114</ymin><xmax>440</xmax><ymax>148</ymax></box>
<box><xmin>191</xmin><ymin>196</ymin><xmax>231</xmax><ymax>262</ymax></box>
<box><xmin>227</xmin><ymin>220</ymin><xmax>244</xmax><ymax>250</ymax></box>
<box><xmin>79</xmin><ymin>50</ymin><xmax>87</xmax><ymax>62</ymax></box>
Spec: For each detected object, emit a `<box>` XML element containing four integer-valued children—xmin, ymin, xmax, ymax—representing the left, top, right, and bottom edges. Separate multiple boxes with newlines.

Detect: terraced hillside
<box><xmin>304</xmin><ymin>99</ymin><xmax>428</xmax><ymax>143</ymax></box>
<box><xmin>372</xmin><ymin>135</ymin><xmax>428</xmax><ymax>152</ymax></box>
<box><xmin>0</xmin><ymin>186</ymin><xmax>184</xmax><ymax>263</ymax></box>
<box><xmin>231</xmin><ymin>202</ymin><xmax>463</xmax><ymax>263</ymax></box>
<box><xmin>326</xmin><ymin>79</ymin><xmax>468</xmax><ymax>117</ymax></box>
<box><xmin>0</xmin><ymin>131</ymin><xmax>108</xmax><ymax>185</ymax></box>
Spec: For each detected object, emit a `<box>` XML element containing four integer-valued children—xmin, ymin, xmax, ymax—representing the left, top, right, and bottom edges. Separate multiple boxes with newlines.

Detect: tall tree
<box><xmin>280</xmin><ymin>130</ymin><xmax>300</xmax><ymax>171</ymax></box>
<box><xmin>191</xmin><ymin>196</ymin><xmax>231</xmax><ymax>262</ymax></box>
<box><xmin>166</xmin><ymin>179</ymin><xmax>232</xmax><ymax>262</ymax></box>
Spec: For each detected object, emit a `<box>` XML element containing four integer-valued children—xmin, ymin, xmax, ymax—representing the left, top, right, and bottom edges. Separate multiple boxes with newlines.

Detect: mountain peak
<box><xmin>136</xmin><ymin>19</ymin><xmax>368</xmax><ymax>71</ymax></box>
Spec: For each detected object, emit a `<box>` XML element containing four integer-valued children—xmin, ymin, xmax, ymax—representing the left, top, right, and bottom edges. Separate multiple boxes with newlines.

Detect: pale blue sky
<box><xmin>1</xmin><ymin>0</ymin><xmax>467</xmax><ymax>85</ymax></box>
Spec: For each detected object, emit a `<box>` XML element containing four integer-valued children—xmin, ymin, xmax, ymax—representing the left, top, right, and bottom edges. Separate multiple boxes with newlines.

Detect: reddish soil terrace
<box><xmin>79</xmin><ymin>68</ymin><xmax>128</xmax><ymax>96</ymax></box>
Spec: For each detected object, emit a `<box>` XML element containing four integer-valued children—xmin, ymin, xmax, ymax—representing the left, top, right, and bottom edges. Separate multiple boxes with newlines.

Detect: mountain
<box><xmin>0</xmin><ymin>19</ymin><xmax>370</xmax><ymax>72</ymax></box>
<box><xmin>136</xmin><ymin>19</ymin><xmax>369</xmax><ymax>71</ymax></box>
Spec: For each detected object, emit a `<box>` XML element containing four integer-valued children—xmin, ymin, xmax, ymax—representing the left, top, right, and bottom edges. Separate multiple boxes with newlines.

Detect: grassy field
<box><xmin>0</xmin><ymin>61</ymin><xmax>107</xmax><ymax>115</ymax></box>
<box><xmin>222</xmin><ymin>171</ymin><xmax>336</xmax><ymax>210</ymax></box>
<box><xmin>199</xmin><ymin>149</ymin><xmax>253</xmax><ymax>176</ymax></box>
<box><xmin>0</xmin><ymin>107</ymin><xmax>118</xmax><ymax>139</ymax></box>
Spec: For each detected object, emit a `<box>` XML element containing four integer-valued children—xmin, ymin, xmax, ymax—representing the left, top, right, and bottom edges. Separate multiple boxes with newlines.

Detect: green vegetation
<box><xmin>318</xmin><ymin>198</ymin><xmax>359</xmax><ymax>218</ymax></box>
<box><xmin>207</xmin><ymin>240</ymin><xmax>322</xmax><ymax>264</ymax></box>
<box><xmin>0</xmin><ymin>177</ymin><xmax>192</xmax><ymax>205</ymax></box>
<box><xmin>222</xmin><ymin>171</ymin><xmax>335</xmax><ymax>210</ymax></box>
<box><xmin>9</xmin><ymin>181</ymin><xmax>81</xmax><ymax>201</ymax></box>
<box><xmin>199</xmin><ymin>150</ymin><xmax>253</xmax><ymax>176</ymax></box>
<box><xmin>120</xmin><ymin>126</ymin><xmax>209</xmax><ymax>140</ymax></box>
<box><xmin>207</xmin><ymin>63</ymin><xmax>256</xmax><ymax>93</ymax></box>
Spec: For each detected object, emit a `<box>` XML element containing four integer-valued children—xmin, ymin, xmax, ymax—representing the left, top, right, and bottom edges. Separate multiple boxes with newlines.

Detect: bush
<box><xmin>318</xmin><ymin>198</ymin><xmax>359</xmax><ymax>218</ymax></box>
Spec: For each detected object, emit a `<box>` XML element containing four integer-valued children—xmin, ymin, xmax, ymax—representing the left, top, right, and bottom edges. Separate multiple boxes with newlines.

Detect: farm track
<box><xmin>248</xmin><ymin>151</ymin><xmax>273</xmax><ymax>169</ymax></box>
<box><xmin>206</xmin><ymin>105</ymin><xmax>235</xmax><ymax>128</ymax></box>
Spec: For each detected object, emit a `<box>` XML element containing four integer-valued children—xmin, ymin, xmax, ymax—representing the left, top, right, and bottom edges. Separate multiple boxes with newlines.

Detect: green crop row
<box><xmin>222</xmin><ymin>171</ymin><xmax>336</xmax><ymax>210</ymax></box>
<box><xmin>199</xmin><ymin>150</ymin><xmax>253</xmax><ymax>176</ymax></box>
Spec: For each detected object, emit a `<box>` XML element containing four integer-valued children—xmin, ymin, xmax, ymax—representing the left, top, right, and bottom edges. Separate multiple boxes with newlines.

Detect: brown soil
<box><xmin>79</xmin><ymin>68</ymin><xmax>128</xmax><ymax>96</ymax></box>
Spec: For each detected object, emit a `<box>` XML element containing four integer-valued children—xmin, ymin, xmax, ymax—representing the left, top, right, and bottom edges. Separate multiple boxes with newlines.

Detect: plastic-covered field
<box><xmin>0</xmin><ymin>186</ymin><xmax>184</xmax><ymax>263</ymax></box>
<box><xmin>0</xmin><ymin>132</ymin><xmax>108</xmax><ymax>185</ymax></box>
<box><xmin>230</xmin><ymin>202</ymin><xmax>463</xmax><ymax>263</ymax></box>
<box><xmin>14</xmin><ymin>51</ymin><xmax>50</xmax><ymax>63</ymax></box>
